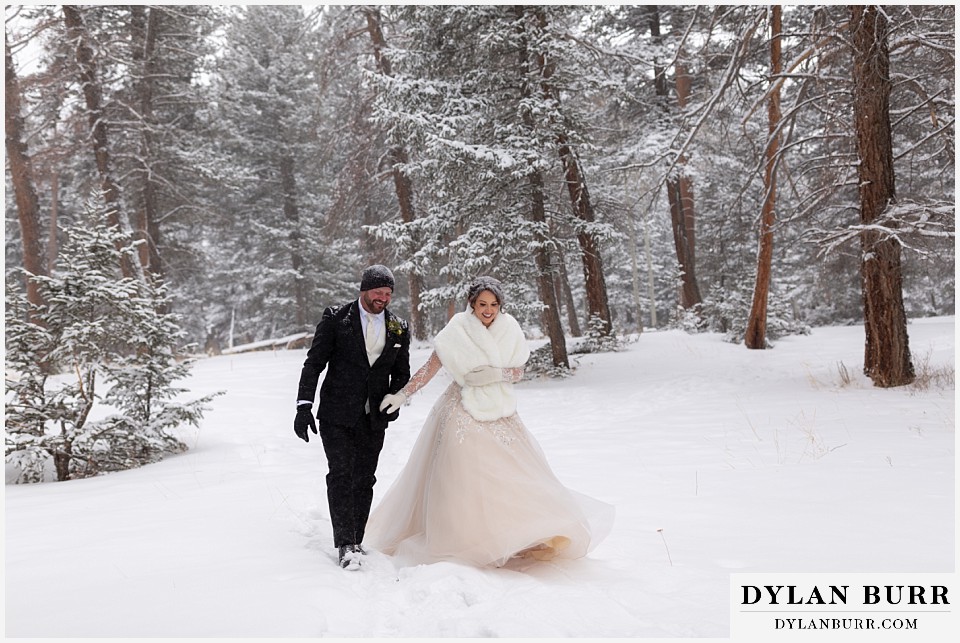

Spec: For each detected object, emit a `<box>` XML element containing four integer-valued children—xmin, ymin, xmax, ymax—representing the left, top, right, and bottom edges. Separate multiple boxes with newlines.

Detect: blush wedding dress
<box><xmin>365</xmin><ymin>313</ymin><xmax>614</xmax><ymax>568</ymax></box>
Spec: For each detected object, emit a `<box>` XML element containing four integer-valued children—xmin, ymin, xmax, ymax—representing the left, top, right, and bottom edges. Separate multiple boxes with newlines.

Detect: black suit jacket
<box><xmin>297</xmin><ymin>301</ymin><xmax>411</xmax><ymax>430</ymax></box>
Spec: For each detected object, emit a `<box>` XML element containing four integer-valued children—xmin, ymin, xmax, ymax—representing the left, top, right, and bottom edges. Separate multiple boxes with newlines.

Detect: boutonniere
<box><xmin>386</xmin><ymin>319</ymin><xmax>405</xmax><ymax>337</ymax></box>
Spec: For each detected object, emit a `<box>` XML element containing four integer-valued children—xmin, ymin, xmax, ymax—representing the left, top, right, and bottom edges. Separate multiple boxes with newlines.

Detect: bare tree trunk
<box><xmin>130</xmin><ymin>6</ymin><xmax>163</xmax><ymax>280</ymax></box>
<box><xmin>627</xmin><ymin>210</ymin><xmax>644</xmax><ymax>333</ymax></box>
<box><xmin>666</xmin><ymin>179</ymin><xmax>701</xmax><ymax>309</ymax></box>
<box><xmin>647</xmin><ymin>7</ymin><xmax>701</xmax><ymax>311</ymax></box>
<box><xmin>45</xmin><ymin>78</ymin><xmax>67</xmax><ymax>275</ymax></box>
<box><xmin>551</xmin><ymin>271</ymin><xmax>566</xmax><ymax>327</ymax></box>
<box><xmin>363</xmin><ymin>7</ymin><xmax>426</xmax><ymax>340</ymax></box>
<box><xmin>280</xmin><ymin>154</ymin><xmax>307</xmax><ymax>330</ymax></box>
<box><xmin>48</xmin><ymin>172</ymin><xmax>59</xmax><ymax>273</ymax></box>
<box><xmin>528</xmin><ymin>170</ymin><xmax>570</xmax><ymax>368</ymax></box>
<box><xmin>850</xmin><ymin>5</ymin><xmax>914</xmax><ymax>387</ymax></box>
<box><xmin>643</xmin><ymin>212</ymin><xmax>658</xmax><ymax>328</ymax></box>
<box><xmin>62</xmin><ymin>5</ymin><xmax>142</xmax><ymax>281</ymax></box>
<box><xmin>529</xmin><ymin>7</ymin><xmax>612</xmax><ymax>336</ymax></box>
<box><xmin>745</xmin><ymin>5</ymin><xmax>782</xmax><ymax>350</ymax></box>
<box><xmin>5</xmin><ymin>33</ymin><xmax>46</xmax><ymax>317</ymax></box>
<box><xmin>555</xmin><ymin>247</ymin><xmax>582</xmax><ymax>337</ymax></box>
<box><xmin>669</xmin><ymin>56</ymin><xmax>702</xmax><ymax>310</ymax></box>
<box><xmin>513</xmin><ymin>6</ymin><xmax>570</xmax><ymax>367</ymax></box>
<box><xmin>387</xmin><ymin>142</ymin><xmax>426</xmax><ymax>337</ymax></box>
<box><xmin>53</xmin><ymin>446</ymin><xmax>72</xmax><ymax>482</ymax></box>
<box><xmin>558</xmin><ymin>135</ymin><xmax>613</xmax><ymax>335</ymax></box>
<box><xmin>674</xmin><ymin>57</ymin><xmax>697</xmax><ymax>272</ymax></box>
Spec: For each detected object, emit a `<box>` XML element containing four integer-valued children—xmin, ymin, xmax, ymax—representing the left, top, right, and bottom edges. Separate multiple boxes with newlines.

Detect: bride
<box><xmin>366</xmin><ymin>276</ymin><xmax>613</xmax><ymax>567</ymax></box>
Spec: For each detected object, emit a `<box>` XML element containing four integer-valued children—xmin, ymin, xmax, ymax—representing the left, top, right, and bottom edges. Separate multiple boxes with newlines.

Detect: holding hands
<box><xmin>463</xmin><ymin>365</ymin><xmax>503</xmax><ymax>387</ymax></box>
<box><xmin>380</xmin><ymin>392</ymin><xmax>407</xmax><ymax>414</ymax></box>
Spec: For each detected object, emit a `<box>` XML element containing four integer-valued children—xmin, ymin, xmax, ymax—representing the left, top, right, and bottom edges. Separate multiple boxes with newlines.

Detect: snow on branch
<box><xmin>815</xmin><ymin>200</ymin><xmax>956</xmax><ymax>257</ymax></box>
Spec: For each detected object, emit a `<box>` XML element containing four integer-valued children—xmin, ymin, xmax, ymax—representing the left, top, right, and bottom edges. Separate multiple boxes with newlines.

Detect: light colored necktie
<box><xmin>363</xmin><ymin>314</ymin><xmax>379</xmax><ymax>412</ymax></box>
<box><xmin>365</xmin><ymin>313</ymin><xmax>377</xmax><ymax>351</ymax></box>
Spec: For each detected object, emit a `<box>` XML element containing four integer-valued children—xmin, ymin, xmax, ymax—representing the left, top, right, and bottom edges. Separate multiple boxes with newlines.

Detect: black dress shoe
<box><xmin>338</xmin><ymin>544</ymin><xmax>362</xmax><ymax>570</ymax></box>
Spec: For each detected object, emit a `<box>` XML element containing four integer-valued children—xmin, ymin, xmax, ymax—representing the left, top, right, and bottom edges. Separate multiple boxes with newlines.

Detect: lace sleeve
<box><xmin>400</xmin><ymin>350</ymin><xmax>443</xmax><ymax>398</ymax></box>
<box><xmin>502</xmin><ymin>366</ymin><xmax>525</xmax><ymax>383</ymax></box>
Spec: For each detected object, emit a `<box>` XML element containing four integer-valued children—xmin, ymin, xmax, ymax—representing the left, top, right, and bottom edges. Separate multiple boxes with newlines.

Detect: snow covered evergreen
<box><xmin>5</xmin><ymin>6</ymin><xmax>953</xmax><ymax>348</ymax></box>
<box><xmin>5</xmin><ymin>210</ymin><xmax>220</xmax><ymax>483</ymax></box>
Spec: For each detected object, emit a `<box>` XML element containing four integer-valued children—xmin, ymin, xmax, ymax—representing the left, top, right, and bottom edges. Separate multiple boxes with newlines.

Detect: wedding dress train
<box><xmin>366</xmin><ymin>357</ymin><xmax>614</xmax><ymax>568</ymax></box>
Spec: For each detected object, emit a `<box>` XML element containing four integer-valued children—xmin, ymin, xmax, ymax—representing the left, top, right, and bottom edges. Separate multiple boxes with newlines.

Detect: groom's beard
<box><xmin>362</xmin><ymin>293</ymin><xmax>389</xmax><ymax>314</ymax></box>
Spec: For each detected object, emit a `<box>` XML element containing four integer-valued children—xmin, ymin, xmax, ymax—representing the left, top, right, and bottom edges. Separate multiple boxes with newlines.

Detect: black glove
<box><xmin>294</xmin><ymin>405</ymin><xmax>318</xmax><ymax>442</ymax></box>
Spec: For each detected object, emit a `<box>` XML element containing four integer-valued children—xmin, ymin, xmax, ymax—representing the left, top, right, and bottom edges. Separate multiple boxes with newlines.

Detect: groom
<box><xmin>294</xmin><ymin>265</ymin><xmax>411</xmax><ymax>570</ymax></box>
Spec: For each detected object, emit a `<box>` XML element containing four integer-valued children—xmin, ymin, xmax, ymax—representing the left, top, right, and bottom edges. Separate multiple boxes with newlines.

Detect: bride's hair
<box><xmin>466</xmin><ymin>276</ymin><xmax>505</xmax><ymax>308</ymax></box>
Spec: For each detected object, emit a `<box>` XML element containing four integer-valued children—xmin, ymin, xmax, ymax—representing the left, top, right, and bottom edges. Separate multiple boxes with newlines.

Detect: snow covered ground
<box><xmin>4</xmin><ymin>316</ymin><xmax>955</xmax><ymax>639</ymax></box>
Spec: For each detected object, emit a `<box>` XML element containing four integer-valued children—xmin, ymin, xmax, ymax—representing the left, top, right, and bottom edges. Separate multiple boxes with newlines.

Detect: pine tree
<box><xmin>364</xmin><ymin>6</ymin><xmax>551</xmax><ymax>324</ymax></box>
<box><xmin>206</xmin><ymin>5</ymin><xmax>355</xmax><ymax>345</ymax></box>
<box><xmin>6</xmin><ymin>4</ymin><xmax>952</xmax><ymax>351</ymax></box>
<box><xmin>5</xmin><ymin>204</ymin><xmax>220</xmax><ymax>483</ymax></box>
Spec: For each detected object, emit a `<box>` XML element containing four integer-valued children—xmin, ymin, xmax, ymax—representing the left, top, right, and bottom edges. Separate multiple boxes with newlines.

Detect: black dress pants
<box><xmin>318</xmin><ymin>413</ymin><xmax>386</xmax><ymax>548</ymax></box>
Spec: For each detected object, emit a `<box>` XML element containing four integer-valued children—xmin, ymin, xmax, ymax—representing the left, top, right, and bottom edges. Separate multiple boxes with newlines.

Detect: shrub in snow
<box><xmin>5</xmin><ymin>212</ymin><xmax>221</xmax><ymax>483</ymax></box>
<box><xmin>523</xmin><ymin>344</ymin><xmax>574</xmax><ymax>379</ymax></box>
<box><xmin>573</xmin><ymin>314</ymin><xmax>626</xmax><ymax>354</ymax></box>
<box><xmin>672</xmin><ymin>303</ymin><xmax>708</xmax><ymax>334</ymax></box>
<box><xmin>689</xmin><ymin>283</ymin><xmax>811</xmax><ymax>345</ymax></box>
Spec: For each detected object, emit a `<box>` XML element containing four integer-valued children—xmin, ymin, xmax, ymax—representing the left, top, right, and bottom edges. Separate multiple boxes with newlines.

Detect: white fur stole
<box><xmin>433</xmin><ymin>310</ymin><xmax>530</xmax><ymax>421</ymax></box>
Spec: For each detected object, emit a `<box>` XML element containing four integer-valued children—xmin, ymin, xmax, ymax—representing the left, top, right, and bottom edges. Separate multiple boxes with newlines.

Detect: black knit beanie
<box><xmin>360</xmin><ymin>265</ymin><xmax>395</xmax><ymax>291</ymax></box>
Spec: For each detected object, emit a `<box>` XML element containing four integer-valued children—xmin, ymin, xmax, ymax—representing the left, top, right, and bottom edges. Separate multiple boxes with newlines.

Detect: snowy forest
<box><xmin>4</xmin><ymin>5</ymin><xmax>956</xmax><ymax>480</ymax></box>
<box><xmin>6</xmin><ymin>4</ymin><xmax>955</xmax><ymax>343</ymax></box>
